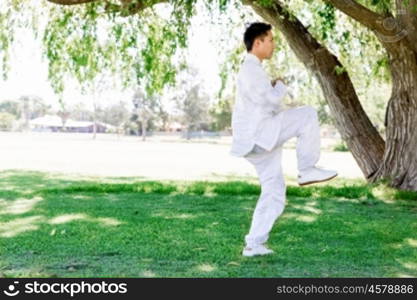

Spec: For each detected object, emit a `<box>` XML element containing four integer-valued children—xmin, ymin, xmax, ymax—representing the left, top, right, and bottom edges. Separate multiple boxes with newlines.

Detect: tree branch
<box><xmin>116</xmin><ymin>0</ymin><xmax>169</xmax><ymax>16</ymax></box>
<box><xmin>325</xmin><ymin>1</ymin><xmax>415</xmax><ymax>54</ymax></box>
<box><xmin>47</xmin><ymin>0</ymin><xmax>169</xmax><ymax>16</ymax></box>
<box><xmin>47</xmin><ymin>0</ymin><xmax>98</xmax><ymax>5</ymax></box>
<box><xmin>395</xmin><ymin>0</ymin><xmax>417</xmax><ymax>52</ymax></box>
<box><xmin>324</xmin><ymin>0</ymin><xmax>393</xmax><ymax>34</ymax></box>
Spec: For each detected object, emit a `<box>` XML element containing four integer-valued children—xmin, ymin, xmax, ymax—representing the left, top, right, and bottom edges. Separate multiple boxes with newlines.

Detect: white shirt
<box><xmin>230</xmin><ymin>53</ymin><xmax>288</xmax><ymax>157</ymax></box>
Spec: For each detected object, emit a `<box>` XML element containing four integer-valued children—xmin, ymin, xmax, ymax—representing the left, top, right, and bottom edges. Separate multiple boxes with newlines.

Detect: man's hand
<box><xmin>271</xmin><ymin>77</ymin><xmax>286</xmax><ymax>86</ymax></box>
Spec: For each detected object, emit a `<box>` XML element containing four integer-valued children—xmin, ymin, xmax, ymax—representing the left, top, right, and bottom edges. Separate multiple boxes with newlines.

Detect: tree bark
<box><xmin>244</xmin><ymin>0</ymin><xmax>385</xmax><ymax>179</ymax></box>
<box><xmin>371</xmin><ymin>40</ymin><xmax>417</xmax><ymax>190</ymax></box>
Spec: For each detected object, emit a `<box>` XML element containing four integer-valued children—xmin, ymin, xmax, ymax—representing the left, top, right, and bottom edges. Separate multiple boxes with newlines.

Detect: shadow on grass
<box><xmin>0</xmin><ymin>169</ymin><xmax>416</xmax><ymax>277</ymax></box>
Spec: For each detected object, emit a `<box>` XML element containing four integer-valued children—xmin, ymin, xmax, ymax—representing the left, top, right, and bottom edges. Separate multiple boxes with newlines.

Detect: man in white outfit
<box><xmin>230</xmin><ymin>22</ymin><xmax>338</xmax><ymax>257</ymax></box>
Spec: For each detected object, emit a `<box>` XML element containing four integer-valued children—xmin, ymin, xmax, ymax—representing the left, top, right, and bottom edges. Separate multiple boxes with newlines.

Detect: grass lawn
<box><xmin>0</xmin><ymin>170</ymin><xmax>416</xmax><ymax>278</ymax></box>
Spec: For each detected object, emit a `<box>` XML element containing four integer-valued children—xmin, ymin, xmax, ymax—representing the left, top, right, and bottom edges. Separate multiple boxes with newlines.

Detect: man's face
<box><xmin>254</xmin><ymin>30</ymin><xmax>275</xmax><ymax>60</ymax></box>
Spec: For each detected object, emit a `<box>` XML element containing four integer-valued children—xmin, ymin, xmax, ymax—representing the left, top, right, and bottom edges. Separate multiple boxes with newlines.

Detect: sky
<box><xmin>0</xmin><ymin>1</ymin><xmax>249</xmax><ymax>112</ymax></box>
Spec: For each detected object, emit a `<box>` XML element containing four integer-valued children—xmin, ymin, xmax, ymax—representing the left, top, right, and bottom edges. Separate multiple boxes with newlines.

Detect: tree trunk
<box><xmin>93</xmin><ymin>120</ymin><xmax>97</xmax><ymax>139</ymax></box>
<box><xmin>92</xmin><ymin>94</ymin><xmax>97</xmax><ymax>140</ymax></box>
<box><xmin>141</xmin><ymin>119</ymin><xmax>147</xmax><ymax>141</ymax></box>
<box><xmin>22</xmin><ymin>98</ymin><xmax>30</xmax><ymax>132</ymax></box>
<box><xmin>245</xmin><ymin>0</ymin><xmax>385</xmax><ymax>179</ymax></box>
<box><xmin>371</xmin><ymin>41</ymin><xmax>417</xmax><ymax>190</ymax></box>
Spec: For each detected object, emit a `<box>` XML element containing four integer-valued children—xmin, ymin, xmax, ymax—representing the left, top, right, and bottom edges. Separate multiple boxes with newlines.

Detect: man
<box><xmin>231</xmin><ymin>22</ymin><xmax>337</xmax><ymax>257</ymax></box>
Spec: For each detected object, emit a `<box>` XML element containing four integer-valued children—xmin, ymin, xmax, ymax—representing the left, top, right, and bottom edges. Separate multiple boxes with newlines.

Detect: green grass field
<box><xmin>0</xmin><ymin>170</ymin><xmax>416</xmax><ymax>278</ymax></box>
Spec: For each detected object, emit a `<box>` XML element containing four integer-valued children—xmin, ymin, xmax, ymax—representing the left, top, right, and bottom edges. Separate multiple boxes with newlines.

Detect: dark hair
<box><xmin>244</xmin><ymin>22</ymin><xmax>272</xmax><ymax>52</ymax></box>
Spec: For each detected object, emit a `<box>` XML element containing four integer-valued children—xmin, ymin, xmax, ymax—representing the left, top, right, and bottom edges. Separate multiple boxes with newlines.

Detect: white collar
<box><xmin>245</xmin><ymin>53</ymin><xmax>262</xmax><ymax>65</ymax></box>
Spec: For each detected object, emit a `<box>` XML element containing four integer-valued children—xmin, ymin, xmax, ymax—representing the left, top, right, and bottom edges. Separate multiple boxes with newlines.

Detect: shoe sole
<box><xmin>242</xmin><ymin>251</ymin><xmax>274</xmax><ymax>257</ymax></box>
<box><xmin>298</xmin><ymin>173</ymin><xmax>338</xmax><ymax>186</ymax></box>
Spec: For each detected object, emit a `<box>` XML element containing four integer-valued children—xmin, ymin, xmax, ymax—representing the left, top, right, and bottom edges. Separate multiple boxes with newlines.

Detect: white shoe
<box><xmin>242</xmin><ymin>244</ymin><xmax>274</xmax><ymax>257</ymax></box>
<box><xmin>298</xmin><ymin>167</ymin><xmax>338</xmax><ymax>186</ymax></box>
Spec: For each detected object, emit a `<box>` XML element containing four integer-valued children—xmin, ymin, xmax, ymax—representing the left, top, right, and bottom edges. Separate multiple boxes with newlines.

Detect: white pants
<box><xmin>243</xmin><ymin>106</ymin><xmax>320</xmax><ymax>247</ymax></box>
